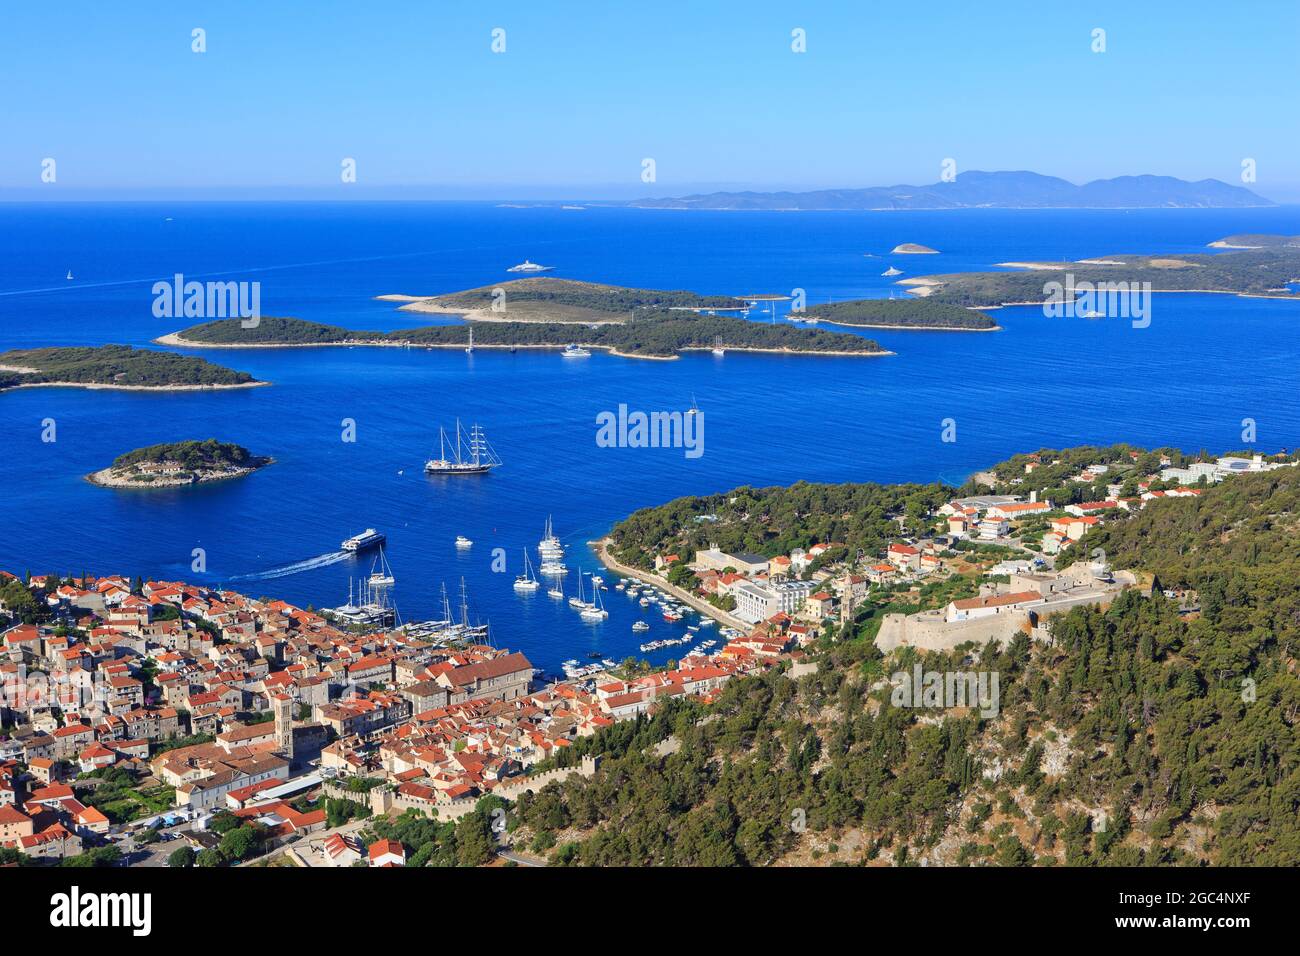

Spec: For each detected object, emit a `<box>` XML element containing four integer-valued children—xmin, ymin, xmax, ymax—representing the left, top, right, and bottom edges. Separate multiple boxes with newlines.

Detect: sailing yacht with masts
<box><xmin>425</xmin><ymin>419</ymin><xmax>501</xmax><ymax>475</ymax></box>
<box><xmin>538</xmin><ymin>516</ymin><xmax>563</xmax><ymax>557</ymax></box>
<box><xmin>568</xmin><ymin>570</ymin><xmax>591</xmax><ymax>609</ymax></box>
<box><xmin>537</xmin><ymin>516</ymin><xmax>568</xmax><ymax>574</ymax></box>
<box><xmin>328</xmin><ymin>547</ymin><xmax>400</xmax><ymax>628</ymax></box>
<box><xmin>580</xmin><ymin>580</ymin><xmax>608</xmax><ymax>620</ymax></box>
<box><xmin>513</xmin><ymin>549</ymin><xmax>540</xmax><ymax>591</ymax></box>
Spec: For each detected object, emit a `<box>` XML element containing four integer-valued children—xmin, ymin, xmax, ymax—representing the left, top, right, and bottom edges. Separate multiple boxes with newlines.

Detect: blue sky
<box><xmin>2</xmin><ymin>0</ymin><xmax>1297</xmax><ymax>200</ymax></box>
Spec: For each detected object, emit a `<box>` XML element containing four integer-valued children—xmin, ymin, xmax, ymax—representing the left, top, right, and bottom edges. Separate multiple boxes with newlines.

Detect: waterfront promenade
<box><xmin>593</xmin><ymin>538</ymin><xmax>749</xmax><ymax>632</ymax></box>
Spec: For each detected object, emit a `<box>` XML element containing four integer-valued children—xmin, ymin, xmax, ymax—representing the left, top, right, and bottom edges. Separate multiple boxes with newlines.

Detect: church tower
<box><xmin>273</xmin><ymin>694</ymin><xmax>295</xmax><ymax>762</ymax></box>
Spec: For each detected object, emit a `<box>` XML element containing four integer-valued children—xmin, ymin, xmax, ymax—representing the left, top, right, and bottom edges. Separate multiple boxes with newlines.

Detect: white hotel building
<box><xmin>732</xmin><ymin>579</ymin><xmax>817</xmax><ymax>624</ymax></box>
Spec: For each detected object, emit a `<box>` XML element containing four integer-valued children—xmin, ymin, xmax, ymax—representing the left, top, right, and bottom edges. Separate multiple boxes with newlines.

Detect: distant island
<box><xmin>891</xmin><ymin>243</ymin><xmax>939</xmax><ymax>254</ymax></box>
<box><xmin>390</xmin><ymin>277</ymin><xmax>743</xmax><ymax>324</ymax></box>
<box><xmin>87</xmin><ymin>439</ymin><xmax>271</xmax><ymax>489</ymax></box>
<box><xmin>160</xmin><ymin>279</ymin><xmax>896</xmax><ymax>359</ymax></box>
<box><xmin>802</xmin><ymin>299</ymin><xmax>999</xmax><ymax>331</ymax></box>
<box><xmin>1208</xmin><ymin>233</ymin><xmax>1300</xmax><ymax>250</ymax></box>
<box><xmin>0</xmin><ymin>345</ymin><xmax>264</xmax><ymax>392</ymax></box>
<box><xmin>629</xmin><ymin>170</ymin><xmax>1273</xmax><ymax>211</ymax></box>
<box><xmin>901</xmin><ymin>235</ymin><xmax>1300</xmax><ymax>307</ymax></box>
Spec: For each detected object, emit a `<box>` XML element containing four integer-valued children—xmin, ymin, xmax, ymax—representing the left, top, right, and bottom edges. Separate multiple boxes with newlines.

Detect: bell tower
<box><xmin>273</xmin><ymin>694</ymin><xmax>295</xmax><ymax>762</ymax></box>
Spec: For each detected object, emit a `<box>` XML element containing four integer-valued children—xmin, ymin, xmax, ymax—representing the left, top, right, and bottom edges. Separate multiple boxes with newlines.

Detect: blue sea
<box><xmin>2</xmin><ymin>202</ymin><xmax>1299</xmax><ymax>673</ymax></box>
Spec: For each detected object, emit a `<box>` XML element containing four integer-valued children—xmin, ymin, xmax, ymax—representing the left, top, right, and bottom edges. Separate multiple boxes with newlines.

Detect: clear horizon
<box><xmin>3</xmin><ymin>0</ymin><xmax>1298</xmax><ymax>200</ymax></box>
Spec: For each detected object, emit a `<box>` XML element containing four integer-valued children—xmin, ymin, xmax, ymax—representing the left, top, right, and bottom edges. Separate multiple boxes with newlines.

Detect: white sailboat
<box><xmin>686</xmin><ymin>394</ymin><xmax>700</xmax><ymax>416</ymax></box>
<box><xmin>581</xmin><ymin>581</ymin><xmax>608</xmax><ymax>620</ymax></box>
<box><xmin>538</xmin><ymin>516</ymin><xmax>564</xmax><ymax>558</ymax></box>
<box><xmin>568</xmin><ymin>570</ymin><xmax>591</xmax><ymax>609</ymax></box>
<box><xmin>513</xmin><ymin>549</ymin><xmax>540</xmax><ymax>591</ymax></box>
<box><xmin>711</xmin><ymin>335</ymin><xmax>725</xmax><ymax>357</ymax></box>
<box><xmin>465</xmin><ymin>327</ymin><xmax>475</xmax><ymax>353</ymax></box>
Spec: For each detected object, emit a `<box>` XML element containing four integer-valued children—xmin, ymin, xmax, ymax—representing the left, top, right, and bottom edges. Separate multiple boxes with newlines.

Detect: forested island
<box><xmin>903</xmin><ymin>236</ymin><xmax>1300</xmax><ymax>307</ymax></box>
<box><xmin>500</xmin><ymin>445</ymin><xmax>1300</xmax><ymax>866</ymax></box>
<box><xmin>161</xmin><ymin>279</ymin><xmax>893</xmax><ymax>359</ymax></box>
<box><xmin>87</xmin><ymin>439</ymin><xmax>271</xmax><ymax>488</ymax></box>
<box><xmin>0</xmin><ymin>345</ymin><xmax>262</xmax><ymax>392</ymax></box>
<box><xmin>397</xmin><ymin>277</ymin><xmax>745</xmax><ymax>324</ymax></box>
<box><xmin>802</xmin><ymin>299</ymin><xmax>999</xmax><ymax>330</ymax></box>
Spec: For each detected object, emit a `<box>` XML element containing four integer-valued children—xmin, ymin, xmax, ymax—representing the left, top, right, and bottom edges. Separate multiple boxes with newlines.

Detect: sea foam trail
<box><xmin>228</xmin><ymin>550</ymin><xmax>350</xmax><ymax>581</ymax></box>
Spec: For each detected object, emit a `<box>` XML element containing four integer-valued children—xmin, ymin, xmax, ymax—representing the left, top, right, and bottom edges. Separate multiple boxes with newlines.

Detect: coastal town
<box><xmin>0</xmin><ymin>565</ymin><xmax>774</xmax><ymax>867</ymax></box>
<box><xmin>1</xmin><ymin>445</ymin><xmax>1290</xmax><ymax>868</ymax></box>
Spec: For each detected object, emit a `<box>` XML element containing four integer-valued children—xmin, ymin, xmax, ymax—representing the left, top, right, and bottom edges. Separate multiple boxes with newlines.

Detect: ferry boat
<box><xmin>455</xmin><ymin>535</ymin><xmax>473</xmax><ymax>549</ymax></box>
<box><xmin>341</xmin><ymin>528</ymin><xmax>386</xmax><ymax>552</ymax></box>
<box><xmin>507</xmin><ymin>259</ymin><xmax>554</xmax><ymax>273</ymax></box>
<box><xmin>425</xmin><ymin>419</ymin><xmax>502</xmax><ymax>475</ymax></box>
<box><xmin>561</xmin><ymin>343</ymin><xmax>591</xmax><ymax>358</ymax></box>
<box><xmin>513</xmin><ymin>549</ymin><xmax>540</xmax><ymax>592</ymax></box>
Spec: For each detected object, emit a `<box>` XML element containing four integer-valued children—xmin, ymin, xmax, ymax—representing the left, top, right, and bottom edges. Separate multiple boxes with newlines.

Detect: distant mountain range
<box><xmin>629</xmin><ymin>171</ymin><xmax>1273</xmax><ymax>210</ymax></box>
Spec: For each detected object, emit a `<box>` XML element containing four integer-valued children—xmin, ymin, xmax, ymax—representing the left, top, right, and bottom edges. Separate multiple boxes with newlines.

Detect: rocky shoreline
<box><xmin>86</xmin><ymin>458</ymin><xmax>272</xmax><ymax>489</ymax></box>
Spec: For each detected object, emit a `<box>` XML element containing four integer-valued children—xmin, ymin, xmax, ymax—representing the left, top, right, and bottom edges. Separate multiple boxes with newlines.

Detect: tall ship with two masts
<box><xmin>424</xmin><ymin>419</ymin><xmax>502</xmax><ymax>476</ymax></box>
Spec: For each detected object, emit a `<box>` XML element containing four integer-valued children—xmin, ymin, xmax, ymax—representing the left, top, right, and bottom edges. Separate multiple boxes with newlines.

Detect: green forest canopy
<box><xmin>111</xmin><ymin>439</ymin><xmax>258</xmax><ymax>472</ymax></box>
<box><xmin>174</xmin><ymin>313</ymin><xmax>886</xmax><ymax>358</ymax></box>
<box><xmin>0</xmin><ymin>345</ymin><xmax>257</xmax><ymax>389</ymax></box>
<box><xmin>505</xmin><ymin>448</ymin><xmax>1300</xmax><ymax>866</ymax></box>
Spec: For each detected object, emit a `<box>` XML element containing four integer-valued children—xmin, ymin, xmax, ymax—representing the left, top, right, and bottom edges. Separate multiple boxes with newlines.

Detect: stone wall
<box><xmin>876</xmin><ymin>610</ymin><xmax>1030</xmax><ymax>653</ymax></box>
<box><xmin>365</xmin><ymin>755</ymin><xmax>602</xmax><ymax>822</ymax></box>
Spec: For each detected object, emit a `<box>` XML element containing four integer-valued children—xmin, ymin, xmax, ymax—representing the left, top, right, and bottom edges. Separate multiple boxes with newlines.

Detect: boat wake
<box><xmin>229</xmin><ymin>550</ymin><xmax>351</xmax><ymax>581</ymax></box>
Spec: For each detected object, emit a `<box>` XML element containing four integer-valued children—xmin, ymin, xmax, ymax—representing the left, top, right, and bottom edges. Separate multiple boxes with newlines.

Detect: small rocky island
<box><xmin>88</xmin><ymin>440</ymin><xmax>271</xmax><ymax>489</ymax></box>
<box><xmin>891</xmin><ymin>243</ymin><xmax>940</xmax><ymax>254</ymax></box>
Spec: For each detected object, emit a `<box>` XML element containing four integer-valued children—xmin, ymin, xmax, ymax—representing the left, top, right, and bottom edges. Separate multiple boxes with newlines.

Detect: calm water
<box><xmin>2</xmin><ymin>202</ymin><xmax>1299</xmax><ymax>672</ymax></box>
